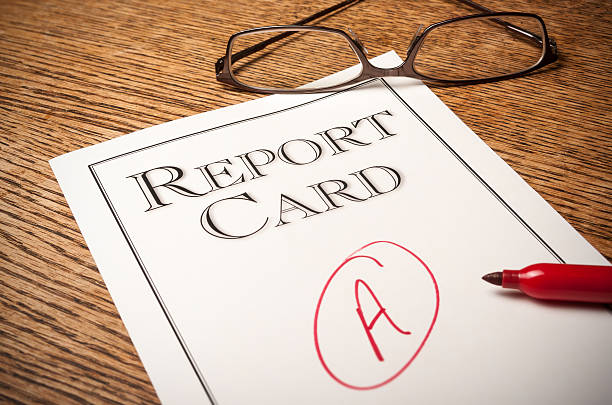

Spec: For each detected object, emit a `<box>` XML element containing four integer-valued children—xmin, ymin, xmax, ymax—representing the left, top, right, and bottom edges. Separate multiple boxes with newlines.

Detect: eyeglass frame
<box><xmin>215</xmin><ymin>11</ymin><xmax>558</xmax><ymax>94</ymax></box>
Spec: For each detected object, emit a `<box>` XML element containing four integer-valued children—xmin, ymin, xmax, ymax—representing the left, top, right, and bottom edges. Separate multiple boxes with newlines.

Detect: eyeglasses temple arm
<box><xmin>454</xmin><ymin>0</ymin><xmax>493</xmax><ymax>13</ymax></box>
<box><xmin>455</xmin><ymin>0</ymin><xmax>545</xmax><ymax>45</ymax></box>
<box><xmin>216</xmin><ymin>0</ymin><xmax>363</xmax><ymax>73</ymax></box>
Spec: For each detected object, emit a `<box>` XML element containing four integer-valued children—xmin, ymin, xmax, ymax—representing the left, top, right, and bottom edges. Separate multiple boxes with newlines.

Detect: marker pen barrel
<box><xmin>483</xmin><ymin>263</ymin><xmax>612</xmax><ymax>303</ymax></box>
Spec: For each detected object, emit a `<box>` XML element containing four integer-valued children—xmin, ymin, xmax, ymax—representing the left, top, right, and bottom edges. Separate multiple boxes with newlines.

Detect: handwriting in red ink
<box><xmin>314</xmin><ymin>241</ymin><xmax>440</xmax><ymax>390</ymax></box>
<box><xmin>355</xmin><ymin>278</ymin><xmax>411</xmax><ymax>362</ymax></box>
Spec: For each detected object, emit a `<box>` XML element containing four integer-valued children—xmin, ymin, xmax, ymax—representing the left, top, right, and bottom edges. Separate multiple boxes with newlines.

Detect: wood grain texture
<box><xmin>0</xmin><ymin>0</ymin><xmax>610</xmax><ymax>403</ymax></box>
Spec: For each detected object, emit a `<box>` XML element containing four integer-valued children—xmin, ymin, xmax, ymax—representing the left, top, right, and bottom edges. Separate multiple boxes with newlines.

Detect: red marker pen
<box><xmin>482</xmin><ymin>263</ymin><xmax>612</xmax><ymax>303</ymax></box>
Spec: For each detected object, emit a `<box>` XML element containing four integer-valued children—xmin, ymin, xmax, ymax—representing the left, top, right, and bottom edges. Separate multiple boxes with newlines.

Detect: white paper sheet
<box><xmin>50</xmin><ymin>52</ymin><xmax>611</xmax><ymax>405</ymax></box>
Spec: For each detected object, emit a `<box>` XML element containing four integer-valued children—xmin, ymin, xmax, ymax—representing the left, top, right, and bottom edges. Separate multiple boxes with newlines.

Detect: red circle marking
<box><xmin>313</xmin><ymin>240</ymin><xmax>440</xmax><ymax>390</ymax></box>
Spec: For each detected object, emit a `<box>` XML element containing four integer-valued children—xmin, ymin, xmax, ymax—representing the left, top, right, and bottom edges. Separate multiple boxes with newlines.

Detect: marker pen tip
<box><xmin>482</xmin><ymin>272</ymin><xmax>503</xmax><ymax>286</ymax></box>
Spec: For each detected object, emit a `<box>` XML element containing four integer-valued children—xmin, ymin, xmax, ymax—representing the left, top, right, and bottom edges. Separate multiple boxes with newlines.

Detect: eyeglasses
<box><xmin>215</xmin><ymin>0</ymin><xmax>558</xmax><ymax>94</ymax></box>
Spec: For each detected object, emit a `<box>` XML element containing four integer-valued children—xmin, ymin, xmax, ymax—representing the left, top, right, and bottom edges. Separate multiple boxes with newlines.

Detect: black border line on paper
<box><xmin>88</xmin><ymin>78</ymin><xmax>564</xmax><ymax>404</ymax></box>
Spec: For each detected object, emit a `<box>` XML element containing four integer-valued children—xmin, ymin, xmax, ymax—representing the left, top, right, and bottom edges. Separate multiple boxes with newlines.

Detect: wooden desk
<box><xmin>1</xmin><ymin>0</ymin><xmax>609</xmax><ymax>403</ymax></box>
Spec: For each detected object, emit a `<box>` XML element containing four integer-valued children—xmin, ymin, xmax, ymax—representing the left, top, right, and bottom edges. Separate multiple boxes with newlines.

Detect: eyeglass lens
<box><xmin>230</xmin><ymin>29</ymin><xmax>362</xmax><ymax>91</ymax></box>
<box><xmin>414</xmin><ymin>15</ymin><xmax>545</xmax><ymax>80</ymax></box>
